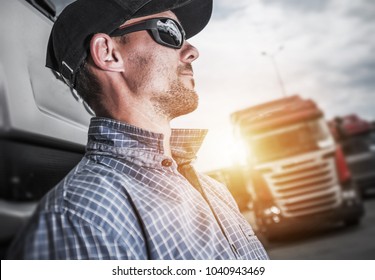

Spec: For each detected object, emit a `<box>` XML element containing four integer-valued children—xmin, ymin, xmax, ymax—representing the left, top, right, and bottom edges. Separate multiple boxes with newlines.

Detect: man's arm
<box><xmin>7</xmin><ymin>204</ymin><xmax>147</xmax><ymax>260</ymax></box>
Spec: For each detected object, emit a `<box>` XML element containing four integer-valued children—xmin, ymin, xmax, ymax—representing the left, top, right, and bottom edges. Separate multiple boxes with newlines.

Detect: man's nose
<box><xmin>180</xmin><ymin>41</ymin><xmax>199</xmax><ymax>63</ymax></box>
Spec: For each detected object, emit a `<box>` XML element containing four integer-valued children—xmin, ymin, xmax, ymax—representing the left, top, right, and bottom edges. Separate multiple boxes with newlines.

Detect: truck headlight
<box><xmin>264</xmin><ymin>206</ymin><xmax>281</xmax><ymax>216</ymax></box>
<box><xmin>342</xmin><ymin>189</ymin><xmax>357</xmax><ymax>199</ymax></box>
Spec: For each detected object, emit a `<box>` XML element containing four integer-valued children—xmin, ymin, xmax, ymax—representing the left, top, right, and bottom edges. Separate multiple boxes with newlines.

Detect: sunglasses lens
<box><xmin>156</xmin><ymin>19</ymin><xmax>183</xmax><ymax>47</ymax></box>
<box><xmin>111</xmin><ymin>18</ymin><xmax>185</xmax><ymax>49</ymax></box>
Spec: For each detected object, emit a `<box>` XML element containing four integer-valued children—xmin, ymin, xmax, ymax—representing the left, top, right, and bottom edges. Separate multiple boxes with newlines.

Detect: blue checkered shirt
<box><xmin>8</xmin><ymin>117</ymin><xmax>268</xmax><ymax>260</ymax></box>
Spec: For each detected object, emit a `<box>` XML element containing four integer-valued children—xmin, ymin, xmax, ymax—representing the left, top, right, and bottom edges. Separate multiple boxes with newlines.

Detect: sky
<box><xmin>172</xmin><ymin>0</ymin><xmax>375</xmax><ymax>172</ymax></box>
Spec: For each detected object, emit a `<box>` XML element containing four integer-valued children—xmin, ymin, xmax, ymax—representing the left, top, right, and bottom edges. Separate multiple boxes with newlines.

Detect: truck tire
<box><xmin>345</xmin><ymin>217</ymin><xmax>360</xmax><ymax>227</ymax></box>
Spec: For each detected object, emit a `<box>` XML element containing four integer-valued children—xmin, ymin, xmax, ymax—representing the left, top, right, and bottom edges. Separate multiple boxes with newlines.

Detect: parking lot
<box><xmin>261</xmin><ymin>196</ymin><xmax>375</xmax><ymax>259</ymax></box>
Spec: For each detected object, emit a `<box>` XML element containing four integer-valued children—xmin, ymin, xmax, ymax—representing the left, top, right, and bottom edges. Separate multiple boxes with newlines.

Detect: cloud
<box><xmin>342</xmin><ymin>59</ymin><xmax>375</xmax><ymax>91</ymax></box>
<box><xmin>344</xmin><ymin>0</ymin><xmax>375</xmax><ymax>22</ymax></box>
<box><xmin>263</xmin><ymin>0</ymin><xmax>329</xmax><ymax>13</ymax></box>
<box><xmin>211</xmin><ymin>0</ymin><xmax>248</xmax><ymax>20</ymax></box>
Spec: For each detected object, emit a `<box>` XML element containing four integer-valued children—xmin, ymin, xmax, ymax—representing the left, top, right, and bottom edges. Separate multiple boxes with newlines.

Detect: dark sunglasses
<box><xmin>110</xmin><ymin>17</ymin><xmax>186</xmax><ymax>49</ymax></box>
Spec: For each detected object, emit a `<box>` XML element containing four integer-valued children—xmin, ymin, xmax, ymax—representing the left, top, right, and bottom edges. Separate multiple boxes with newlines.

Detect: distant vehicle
<box><xmin>0</xmin><ymin>0</ymin><xmax>87</xmax><ymax>257</ymax></box>
<box><xmin>329</xmin><ymin>114</ymin><xmax>375</xmax><ymax>197</ymax></box>
<box><xmin>231</xmin><ymin>95</ymin><xmax>364</xmax><ymax>241</ymax></box>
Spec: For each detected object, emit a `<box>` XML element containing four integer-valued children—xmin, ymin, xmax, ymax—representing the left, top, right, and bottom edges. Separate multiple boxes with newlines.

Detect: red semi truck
<box><xmin>231</xmin><ymin>95</ymin><xmax>364</xmax><ymax>240</ymax></box>
<box><xmin>329</xmin><ymin>115</ymin><xmax>375</xmax><ymax>196</ymax></box>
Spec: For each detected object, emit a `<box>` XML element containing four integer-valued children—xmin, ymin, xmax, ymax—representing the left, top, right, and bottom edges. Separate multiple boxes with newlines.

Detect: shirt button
<box><xmin>161</xmin><ymin>159</ymin><xmax>173</xmax><ymax>167</ymax></box>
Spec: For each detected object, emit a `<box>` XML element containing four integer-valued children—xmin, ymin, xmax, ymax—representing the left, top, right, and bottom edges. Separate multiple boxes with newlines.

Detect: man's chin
<box><xmin>150</xmin><ymin>80</ymin><xmax>199</xmax><ymax>119</ymax></box>
<box><xmin>170</xmin><ymin>91</ymin><xmax>199</xmax><ymax>119</ymax></box>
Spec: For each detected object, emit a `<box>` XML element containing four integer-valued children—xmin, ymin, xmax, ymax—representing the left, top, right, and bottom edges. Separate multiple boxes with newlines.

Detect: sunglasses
<box><xmin>110</xmin><ymin>17</ymin><xmax>186</xmax><ymax>49</ymax></box>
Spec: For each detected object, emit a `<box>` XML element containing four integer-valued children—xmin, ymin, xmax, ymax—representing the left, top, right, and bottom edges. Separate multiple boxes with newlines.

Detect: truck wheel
<box><xmin>345</xmin><ymin>218</ymin><xmax>360</xmax><ymax>227</ymax></box>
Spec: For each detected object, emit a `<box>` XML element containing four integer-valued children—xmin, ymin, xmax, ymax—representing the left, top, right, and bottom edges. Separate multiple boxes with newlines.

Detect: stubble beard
<box><xmin>151</xmin><ymin>78</ymin><xmax>199</xmax><ymax>120</ymax></box>
<box><xmin>128</xmin><ymin>54</ymin><xmax>199</xmax><ymax>120</ymax></box>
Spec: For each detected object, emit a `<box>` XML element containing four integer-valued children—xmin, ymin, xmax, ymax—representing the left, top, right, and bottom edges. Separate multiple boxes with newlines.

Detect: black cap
<box><xmin>46</xmin><ymin>0</ymin><xmax>213</xmax><ymax>88</ymax></box>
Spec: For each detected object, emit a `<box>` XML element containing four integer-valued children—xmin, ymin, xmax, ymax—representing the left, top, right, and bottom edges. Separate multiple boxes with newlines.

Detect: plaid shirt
<box><xmin>8</xmin><ymin>117</ymin><xmax>268</xmax><ymax>260</ymax></box>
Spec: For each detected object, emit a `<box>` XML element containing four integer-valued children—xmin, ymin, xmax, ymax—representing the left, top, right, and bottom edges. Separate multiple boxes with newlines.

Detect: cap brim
<box><xmin>172</xmin><ymin>0</ymin><xmax>213</xmax><ymax>39</ymax></box>
<box><xmin>134</xmin><ymin>0</ymin><xmax>213</xmax><ymax>39</ymax></box>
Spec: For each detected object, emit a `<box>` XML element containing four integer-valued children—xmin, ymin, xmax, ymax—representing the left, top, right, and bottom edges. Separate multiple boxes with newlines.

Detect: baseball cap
<box><xmin>46</xmin><ymin>0</ymin><xmax>213</xmax><ymax>88</ymax></box>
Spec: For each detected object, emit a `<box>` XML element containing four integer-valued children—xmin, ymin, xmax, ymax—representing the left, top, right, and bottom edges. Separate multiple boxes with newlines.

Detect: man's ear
<box><xmin>90</xmin><ymin>33</ymin><xmax>124</xmax><ymax>72</ymax></box>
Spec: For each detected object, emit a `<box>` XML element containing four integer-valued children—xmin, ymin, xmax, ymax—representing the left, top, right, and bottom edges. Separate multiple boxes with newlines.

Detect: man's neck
<box><xmin>113</xmin><ymin>108</ymin><xmax>173</xmax><ymax>157</ymax></box>
<box><xmin>100</xmin><ymin>82</ymin><xmax>173</xmax><ymax>157</ymax></box>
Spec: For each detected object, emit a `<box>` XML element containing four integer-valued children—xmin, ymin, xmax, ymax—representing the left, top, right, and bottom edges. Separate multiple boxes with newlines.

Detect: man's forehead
<box><xmin>119</xmin><ymin>10</ymin><xmax>177</xmax><ymax>28</ymax></box>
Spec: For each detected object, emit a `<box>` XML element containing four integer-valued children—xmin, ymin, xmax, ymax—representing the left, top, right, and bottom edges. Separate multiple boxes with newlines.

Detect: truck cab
<box><xmin>231</xmin><ymin>95</ymin><xmax>364</xmax><ymax>240</ymax></box>
<box><xmin>329</xmin><ymin>114</ymin><xmax>375</xmax><ymax>197</ymax></box>
<box><xmin>0</xmin><ymin>0</ymin><xmax>88</xmax><ymax>257</ymax></box>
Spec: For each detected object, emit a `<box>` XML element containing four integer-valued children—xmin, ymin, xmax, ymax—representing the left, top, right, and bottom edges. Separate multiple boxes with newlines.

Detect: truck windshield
<box><xmin>26</xmin><ymin>0</ymin><xmax>75</xmax><ymax>20</ymax></box>
<box><xmin>52</xmin><ymin>0</ymin><xmax>75</xmax><ymax>16</ymax></box>
<box><xmin>248</xmin><ymin>118</ymin><xmax>333</xmax><ymax>163</ymax></box>
<box><xmin>342</xmin><ymin>132</ymin><xmax>374</xmax><ymax>156</ymax></box>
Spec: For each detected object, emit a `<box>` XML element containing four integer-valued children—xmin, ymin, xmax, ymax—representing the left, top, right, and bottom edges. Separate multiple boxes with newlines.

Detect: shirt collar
<box><xmin>87</xmin><ymin>117</ymin><xmax>207</xmax><ymax>163</ymax></box>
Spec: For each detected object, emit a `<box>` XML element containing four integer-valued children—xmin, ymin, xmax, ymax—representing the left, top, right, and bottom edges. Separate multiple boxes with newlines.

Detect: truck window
<box><xmin>342</xmin><ymin>133</ymin><xmax>371</xmax><ymax>156</ymax></box>
<box><xmin>52</xmin><ymin>0</ymin><xmax>76</xmax><ymax>16</ymax></box>
<box><xmin>26</xmin><ymin>0</ymin><xmax>75</xmax><ymax>20</ymax></box>
<box><xmin>249</xmin><ymin>118</ymin><xmax>333</xmax><ymax>163</ymax></box>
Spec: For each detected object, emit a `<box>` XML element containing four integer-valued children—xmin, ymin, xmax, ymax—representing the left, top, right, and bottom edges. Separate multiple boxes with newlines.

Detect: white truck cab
<box><xmin>0</xmin><ymin>0</ymin><xmax>89</xmax><ymax>257</ymax></box>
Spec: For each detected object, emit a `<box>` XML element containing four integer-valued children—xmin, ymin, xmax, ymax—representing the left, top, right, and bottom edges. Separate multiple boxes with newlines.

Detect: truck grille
<box><xmin>262</xmin><ymin>156</ymin><xmax>342</xmax><ymax>217</ymax></box>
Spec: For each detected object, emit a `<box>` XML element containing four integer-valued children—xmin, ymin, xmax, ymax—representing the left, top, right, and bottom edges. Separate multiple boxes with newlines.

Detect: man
<box><xmin>8</xmin><ymin>0</ymin><xmax>268</xmax><ymax>259</ymax></box>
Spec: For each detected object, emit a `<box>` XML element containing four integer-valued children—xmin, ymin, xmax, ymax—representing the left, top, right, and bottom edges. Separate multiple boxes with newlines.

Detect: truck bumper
<box><xmin>260</xmin><ymin>200</ymin><xmax>364</xmax><ymax>238</ymax></box>
<box><xmin>355</xmin><ymin>174</ymin><xmax>375</xmax><ymax>196</ymax></box>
